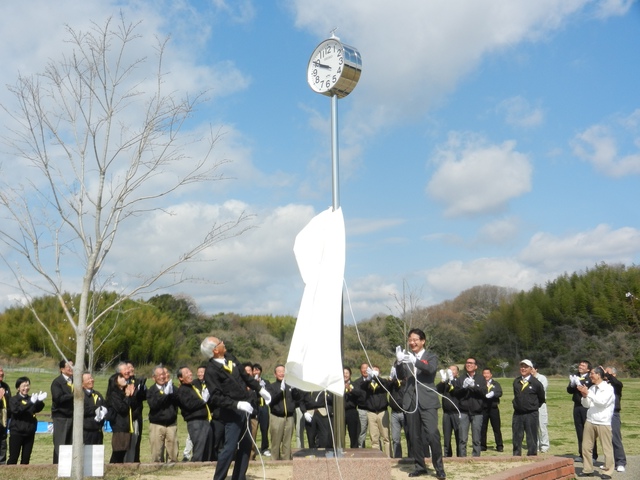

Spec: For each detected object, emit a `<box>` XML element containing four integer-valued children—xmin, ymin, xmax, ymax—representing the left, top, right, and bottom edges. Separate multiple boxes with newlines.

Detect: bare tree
<box><xmin>0</xmin><ymin>16</ymin><xmax>250</xmax><ymax>479</ymax></box>
<box><xmin>388</xmin><ymin>279</ymin><xmax>431</xmax><ymax>349</ymax></box>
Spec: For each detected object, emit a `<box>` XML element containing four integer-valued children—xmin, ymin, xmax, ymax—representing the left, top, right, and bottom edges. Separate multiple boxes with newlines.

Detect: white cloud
<box><xmin>519</xmin><ymin>224</ymin><xmax>640</xmax><ymax>271</ymax></box>
<box><xmin>572</xmin><ymin>121</ymin><xmax>640</xmax><ymax>177</ymax></box>
<box><xmin>592</xmin><ymin>0</ymin><xmax>635</xmax><ymax>18</ymax></box>
<box><xmin>497</xmin><ymin>96</ymin><xmax>544</xmax><ymax>128</ymax></box>
<box><xmin>292</xmin><ymin>0</ymin><xmax>590</xmax><ymax>129</ymax></box>
<box><xmin>424</xmin><ymin>257</ymin><xmax>538</xmax><ymax>300</ymax></box>
<box><xmin>426</xmin><ymin>133</ymin><xmax>533</xmax><ymax>216</ymax></box>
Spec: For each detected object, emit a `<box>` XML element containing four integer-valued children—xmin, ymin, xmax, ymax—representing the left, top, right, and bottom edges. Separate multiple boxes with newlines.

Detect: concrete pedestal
<box><xmin>292</xmin><ymin>448</ymin><xmax>390</xmax><ymax>480</ymax></box>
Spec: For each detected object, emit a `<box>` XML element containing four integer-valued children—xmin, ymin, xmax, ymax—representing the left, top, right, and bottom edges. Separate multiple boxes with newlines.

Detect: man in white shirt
<box><xmin>532</xmin><ymin>362</ymin><xmax>549</xmax><ymax>453</ymax></box>
<box><xmin>576</xmin><ymin>366</ymin><xmax>614</xmax><ymax>479</ymax></box>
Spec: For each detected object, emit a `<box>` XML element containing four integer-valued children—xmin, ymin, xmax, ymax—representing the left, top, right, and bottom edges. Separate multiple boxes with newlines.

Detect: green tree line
<box><xmin>1</xmin><ymin>263</ymin><xmax>639</xmax><ymax>377</ymax></box>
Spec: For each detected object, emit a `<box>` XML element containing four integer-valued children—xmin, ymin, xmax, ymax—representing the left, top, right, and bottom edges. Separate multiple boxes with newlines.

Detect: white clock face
<box><xmin>307</xmin><ymin>39</ymin><xmax>344</xmax><ymax>93</ymax></box>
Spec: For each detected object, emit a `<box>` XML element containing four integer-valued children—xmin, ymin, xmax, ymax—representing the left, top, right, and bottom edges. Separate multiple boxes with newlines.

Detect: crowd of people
<box><xmin>0</xmin><ymin>332</ymin><xmax>629</xmax><ymax>479</ymax></box>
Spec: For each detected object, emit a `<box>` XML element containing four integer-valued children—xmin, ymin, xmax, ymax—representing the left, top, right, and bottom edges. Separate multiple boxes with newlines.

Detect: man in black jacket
<box><xmin>266</xmin><ymin>364</ymin><xmax>296</xmax><ymax>460</ymax></box>
<box><xmin>51</xmin><ymin>359</ymin><xmax>74</xmax><ymax>464</ymax></box>
<box><xmin>201</xmin><ymin>336</ymin><xmax>271</xmax><ymax>480</ymax></box>
<box><xmin>567</xmin><ymin>360</ymin><xmax>597</xmax><ymax>462</ymax></box>
<box><xmin>436</xmin><ymin>365</ymin><xmax>461</xmax><ymax>457</ymax></box>
<box><xmin>147</xmin><ymin>365</ymin><xmax>179</xmax><ymax>462</ymax></box>
<box><xmin>0</xmin><ymin>366</ymin><xmax>11</xmax><ymax>464</ymax></box>
<box><xmin>604</xmin><ymin>366</ymin><xmax>627</xmax><ymax>472</ymax></box>
<box><xmin>359</xmin><ymin>365</ymin><xmax>391</xmax><ymax>456</ymax></box>
<box><xmin>480</xmin><ymin>367</ymin><xmax>504</xmax><ymax>452</ymax></box>
<box><xmin>512</xmin><ymin>359</ymin><xmax>545</xmax><ymax>456</ymax></box>
<box><xmin>177</xmin><ymin>366</ymin><xmax>213</xmax><ymax>462</ymax></box>
<box><xmin>343</xmin><ymin>366</ymin><xmax>363</xmax><ymax>450</ymax></box>
<box><xmin>452</xmin><ymin>357</ymin><xmax>485</xmax><ymax>457</ymax></box>
<box><xmin>82</xmin><ymin>372</ymin><xmax>106</xmax><ymax>445</ymax></box>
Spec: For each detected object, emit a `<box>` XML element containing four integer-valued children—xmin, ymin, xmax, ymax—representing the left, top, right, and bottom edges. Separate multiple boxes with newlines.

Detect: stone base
<box><xmin>292</xmin><ymin>448</ymin><xmax>390</xmax><ymax>480</ymax></box>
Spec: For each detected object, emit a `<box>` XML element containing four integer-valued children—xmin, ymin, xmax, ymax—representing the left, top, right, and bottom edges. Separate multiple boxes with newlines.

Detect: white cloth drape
<box><xmin>285</xmin><ymin>207</ymin><xmax>345</xmax><ymax>396</ymax></box>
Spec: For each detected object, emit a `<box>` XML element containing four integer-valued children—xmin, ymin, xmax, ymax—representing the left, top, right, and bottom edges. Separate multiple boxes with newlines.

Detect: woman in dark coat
<box><xmin>8</xmin><ymin>376</ymin><xmax>45</xmax><ymax>464</ymax></box>
<box><xmin>106</xmin><ymin>372</ymin><xmax>136</xmax><ymax>463</ymax></box>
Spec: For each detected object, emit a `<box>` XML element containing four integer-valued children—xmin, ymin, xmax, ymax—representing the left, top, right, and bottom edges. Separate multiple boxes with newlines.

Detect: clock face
<box><xmin>307</xmin><ymin>39</ymin><xmax>344</xmax><ymax>94</ymax></box>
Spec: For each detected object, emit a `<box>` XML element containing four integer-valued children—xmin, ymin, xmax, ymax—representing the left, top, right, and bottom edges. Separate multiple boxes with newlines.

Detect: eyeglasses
<box><xmin>212</xmin><ymin>339</ymin><xmax>224</xmax><ymax>349</ymax></box>
<box><xmin>466</xmin><ymin>361</ymin><xmax>476</xmax><ymax>365</ymax></box>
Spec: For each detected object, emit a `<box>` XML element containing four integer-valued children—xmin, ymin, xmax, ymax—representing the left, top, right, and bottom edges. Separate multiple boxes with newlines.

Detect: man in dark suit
<box><xmin>51</xmin><ymin>359</ymin><xmax>74</xmax><ymax>464</ymax></box>
<box><xmin>201</xmin><ymin>337</ymin><xmax>271</xmax><ymax>480</ymax></box>
<box><xmin>480</xmin><ymin>367</ymin><xmax>504</xmax><ymax>452</ymax></box>
<box><xmin>395</xmin><ymin>328</ymin><xmax>446</xmax><ymax>479</ymax></box>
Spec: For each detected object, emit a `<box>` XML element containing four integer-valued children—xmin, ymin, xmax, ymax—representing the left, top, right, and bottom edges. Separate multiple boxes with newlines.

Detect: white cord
<box><xmin>243</xmin><ymin>410</ymin><xmax>267</xmax><ymax>480</ymax></box>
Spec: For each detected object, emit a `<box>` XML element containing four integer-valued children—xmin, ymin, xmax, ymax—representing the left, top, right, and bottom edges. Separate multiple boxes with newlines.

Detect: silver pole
<box><xmin>331</xmin><ymin>94</ymin><xmax>340</xmax><ymax>210</ymax></box>
<box><xmin>330</xmin><ymin>93</ymin><xmax>345</xmax><ymax>450</ymax></box>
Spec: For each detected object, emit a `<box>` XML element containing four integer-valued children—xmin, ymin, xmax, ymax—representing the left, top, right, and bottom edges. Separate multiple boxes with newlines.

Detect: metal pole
<box><xmin>330</xmin><ymin>93</ymin><xmax>345</xmax><ymax>450</ymax></box>
<box><xmin>331</xmin><ymin>94</ymin><xmax>340</xmax><ymax>211</ymax></box>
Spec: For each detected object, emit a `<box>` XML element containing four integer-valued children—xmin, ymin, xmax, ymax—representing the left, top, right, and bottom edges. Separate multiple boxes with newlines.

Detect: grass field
<box><xmin>5</xmin><ymin>369</ymin><xmax>639</xmax><ymax>469</ymax></box>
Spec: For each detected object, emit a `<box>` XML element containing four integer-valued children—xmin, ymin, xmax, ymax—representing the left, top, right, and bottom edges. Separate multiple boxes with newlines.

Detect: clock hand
<box><xmin>314</xmin><ymin>61</ymin><xmax>331</xmax><ymax>70</ymax></box>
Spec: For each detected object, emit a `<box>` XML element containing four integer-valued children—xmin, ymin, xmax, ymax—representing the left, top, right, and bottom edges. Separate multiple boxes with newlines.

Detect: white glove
<box><xmin>439</xmin><ymin>369</ymin><xmax>447</xmax><ymax>382</ymax></box>
<box><xmin>366</xmin><ymin>367</ymin><xmax>375</xmax><ymax>378</ymax></box>
<box><xmin>259</xmin><ymin>379</ymin><xmax>266</xmax><ymax>388</ymax></box>
<box><xmin>403</xmin><ymin>352</ymin><xmax>417</xmax><ymax>365</ymax></box>
<box><xmin>395</xmin><ymin>346</ymin><xmax>405</xmax><ymax>363</ymax></box>
<box><xmin>447</xmin><ymin>369</ymin><xmax>454</xmax><ymax>382</ymax></box>
<box><xmin>463</xmin><ymin>377</ymin><xmax>475</xmax><ymax>388</ymax></box>
<box><xmin>100</xmin><ymin>406</ymin><xmax>108</xmax><ymax>420</ymax></box>
<box><xmin>280</xmin><ymin>379</ymin><xmax>286</xmax><ymax>391</ymax></box>
<box><xmin>30</xmin><ymin>393</ymin><xmax>38</xmax><ymax>403</ymax></box>
<box><xmin>164</xmin><ymin>382</ymin><xmax>173</xmax><ymax>394</ymax></box>
<box><xmin>389</xmin><ymin>366</ymin><xmax>397</xmax><ymax>380</ymax></box>
<box><xmin>568</xmin><ymin>375</ymin><xmax>575</xmax><ymax>387</ymax></box>
<box><xmin>37</xmin><ymin>391</ymin><xmax>48</xmax><ymax>401</ymax></box>
<box><xmin>259</xmin><ymin>387</ymin><xmax>271</xmax><ymax>405</ymax></box>
<box><xmin>237</xmin><ymin>401</ymin><xmax>254</xmax><ymax>414</ymax></box>
<box><xmin>202</xmin><ymin>389</ymin><xmax>210</xmax><ymax>402</ymax></box>
<box><xmin>304</xmin><ymin>412</ymin><xmax>313</xmax><ymax>423</ymax></box>
<box><xmin>485</xmin><ymin>391</ymin><xmax>495</xmax><ymax>399</ymax></box>
<box><xmin>94</xmin><ymin>407</ymin><xmax>102</xmax><ymax>422</ymax></box>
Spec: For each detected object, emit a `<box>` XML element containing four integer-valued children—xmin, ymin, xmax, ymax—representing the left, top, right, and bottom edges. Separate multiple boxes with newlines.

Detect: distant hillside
<box><xmin>1</xmin><ymin>263</ymin><xmax>639</xmax><ymax>378</ymax></box>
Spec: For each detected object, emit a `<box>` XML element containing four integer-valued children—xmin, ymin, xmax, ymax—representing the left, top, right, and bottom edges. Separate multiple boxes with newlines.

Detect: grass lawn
<box><xmin>5</xmin><ymin>369</ymin><xmax>639</xmax><ymax>476</ymax></box>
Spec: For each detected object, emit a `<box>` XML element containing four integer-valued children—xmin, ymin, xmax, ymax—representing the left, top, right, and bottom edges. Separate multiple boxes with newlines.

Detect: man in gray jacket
<box><xmin>395</xmin><ymin>328</ymin><xmax>445</xmax><ymax>479</ymax></box>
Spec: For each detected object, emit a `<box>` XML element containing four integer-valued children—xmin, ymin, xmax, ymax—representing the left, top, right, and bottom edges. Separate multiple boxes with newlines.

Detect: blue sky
<box><xmin>0</xmin><ymin>0</ymin><xmax>639</xmax><ymax>322</ymax></box>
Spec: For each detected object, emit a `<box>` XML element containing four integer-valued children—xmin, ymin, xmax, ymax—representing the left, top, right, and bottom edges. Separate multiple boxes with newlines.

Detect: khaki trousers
<box><xmin>269</xmin><ymin>414</ymin><xmax>295</xmax><ymax>460</ymax></box>
<box><xmin>149</xmin><ymin>423</ymin><xmax>178</xmax><ymax>463</ymax></box>
<box><xmin>366</xmin><ymin>410</ymin><xmax>390</xmax><ymax>456</ymax></box>
<box><xmin>581</xmin><ymin>421</ymin><xmax>613</xmax><ymax>475</ymax></box>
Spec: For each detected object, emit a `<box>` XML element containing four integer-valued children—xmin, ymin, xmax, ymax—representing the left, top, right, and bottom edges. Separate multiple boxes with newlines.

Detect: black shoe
<box><xmin>436</xmin><ymin>470</ymin><xmax>446</xmax><ymax>480</ymax></box>
<box><xmin>481</xmin><ymin>447</ymin><xmax>487</xmax><ymax>451</ymax></box>
<box><xmin>601</xmin><ymin>476</ymin><xmax>612</xmax><ymax>480</ymax></box>
<box><xmin>496</xmin><ymin>447</ymin><xmax>504</xmax><ymax>452</ymax></box>
<box><xmin>577</xmin><ymin>473</ymin><xmax>594</xmax><ymax>478</ymax></box>
<box><xmin>408</xmin><ymin>470</ymin><xmax>427</xmax><ymax>477</ymax></box>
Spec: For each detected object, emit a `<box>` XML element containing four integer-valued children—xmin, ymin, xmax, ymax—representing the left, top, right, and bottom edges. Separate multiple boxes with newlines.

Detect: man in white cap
<box><xmin>511</xmin><ymin>360</ymin><xmax>545</xmax><ymax>456</ymax></box>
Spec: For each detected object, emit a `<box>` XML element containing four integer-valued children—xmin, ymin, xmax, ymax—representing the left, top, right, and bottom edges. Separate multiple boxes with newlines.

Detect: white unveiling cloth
<box><xmin>285</xmin><ymin>206</ymin><xmax>345</xmax><ymax>397</ymax></box>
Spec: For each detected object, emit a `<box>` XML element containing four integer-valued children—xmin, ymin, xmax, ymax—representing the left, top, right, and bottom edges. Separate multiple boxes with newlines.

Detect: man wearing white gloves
<box><xmin>567</xmin><ymin>360</ymin><xmax>598</xmax><ymax>463</ymax></box>
<box><xmin>147</xmin><ymin>365</ymin><xmax>179</xmax><ymax>462</ymax></box>
<box><xmin>436</xmin><ymin>365</ymin><xmax>461</xmax><ymax>457</ymax></box>
<box><xmin>394</xmin><ymin>328</ymin><xmax>446</xmax><ymax>479</ymax></box>
<box><xmin>177</xmin><ymin>366</ymin><xmax>213</xmax><ymax>462</ymax></box>
<box><xmin>576</xmin><ymin>366</ymin><xmax>615</xmax><ymax>479</ymax></box>
<box><xmin>452</xmin><ymin>357</ymin><xmax>485</xmax><ymax>457</ymax></box>
<box><xmin>81</xmin><ymin>372</ymin><xmax>105</xmax><ymax>446</ymax></box>
<box><xmin>201</xmin><ymin>336</ymin><xmax>271</xmax><ymax>480</ymax></box>
<box><xmin>480</xmin><ymin>367</ymin><xmax>504</xmax><ymax>453</ymax></box>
